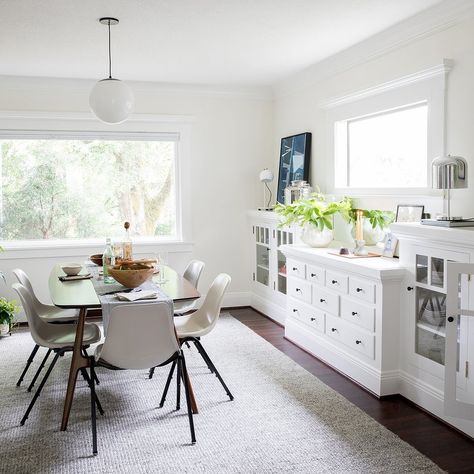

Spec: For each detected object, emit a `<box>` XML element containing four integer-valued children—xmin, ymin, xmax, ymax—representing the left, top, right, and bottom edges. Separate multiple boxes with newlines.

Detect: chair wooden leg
<box><xmin>193</xmin><ymin>339</ymin><xmax>234</xmax><ymax>401</ymax></box>
<box><xmin>17</xmin><ymin>344</ymin><xmax>40</xmax><ymax>386</ymax></box>
<box><xmin>21</xmin><ymin>351</ymin><xmax>61</xmax><ymax>425</ymax></box>
<box><xmin>159</xmin><ymin>359</ymin><xmax>176</xmax><ymax>408</ymax></box>
<box><xmin>27</xmin><ymin>348</ymin><xmax>52</xmax><ymax>392</ymax></box>
<box><xmin>179</xmin><ymin>355</ymin><xmax>196</xmax><ymax>444</ymax></box>
<box><xmin>90</xmin><ymin>360</ymin><xmax>98</xmax><ymax>455</ymax></box>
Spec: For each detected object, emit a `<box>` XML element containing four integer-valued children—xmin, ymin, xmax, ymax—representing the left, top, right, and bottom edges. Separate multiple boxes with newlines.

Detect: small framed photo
<box><xmin>396</xmin><ymin>204</ymin><xmax>424</xmax><ymax>223</ymax></box>
<box><xmin>382</xmin><ymin>232</ymin><xmax>398</xmax><ymax>258</ymax></box>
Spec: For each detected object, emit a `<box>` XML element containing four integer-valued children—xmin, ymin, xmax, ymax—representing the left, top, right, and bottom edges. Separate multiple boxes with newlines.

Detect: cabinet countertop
<box><xmin>280</xmin><ymin>245</ymin><xmax>405</xmax><ymax>281</ymax></box>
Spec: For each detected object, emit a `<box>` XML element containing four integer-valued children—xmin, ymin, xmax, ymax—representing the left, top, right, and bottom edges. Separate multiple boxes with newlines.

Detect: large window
<box><xmin>335</xmin><ymin>102</ymin><xmax>428</xmax><ymax>189</ymax></box>
<box><xmin>0</xmin><ymin>138</ymin><xmax>178</xmax><ymax>241</ymax></box>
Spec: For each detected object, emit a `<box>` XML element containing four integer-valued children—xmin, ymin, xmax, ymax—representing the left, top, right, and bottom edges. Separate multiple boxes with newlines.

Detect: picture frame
<box><xmin>382</xmin><ymin>232</ymin><xmax>398</xmax><ymax>258</ymax></box>
<box><xmin>395</xmin><ymin>204</ymin><xmax>424</xmax><ymax>223</ymax></box>
<box><xmin>276</xmin><ymin>132</ymin><xmax>311</xmax><ymax>204</ymax></box>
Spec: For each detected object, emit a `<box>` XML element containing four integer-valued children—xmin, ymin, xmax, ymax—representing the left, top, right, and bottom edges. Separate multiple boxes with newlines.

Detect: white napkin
<box><xmin>115</xmin><ymin>290</ymin><xmax>158</xmax><ymax>301</ymax></box>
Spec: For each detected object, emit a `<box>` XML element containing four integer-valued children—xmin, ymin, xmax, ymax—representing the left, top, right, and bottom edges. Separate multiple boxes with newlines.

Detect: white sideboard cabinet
<box><xmin>392</xmin><ymin>223</ymin><xmax>474</xmax><ymax>437</ymax></box>
<box><xmin>248</xmin><ymin>210</ymin><xmax>299</xmax><ymax>325</ymax></box>
<box><xmin>280</xmin><ymin>245</ymin><xmax>404</xmax><ymax>396</ymax></box>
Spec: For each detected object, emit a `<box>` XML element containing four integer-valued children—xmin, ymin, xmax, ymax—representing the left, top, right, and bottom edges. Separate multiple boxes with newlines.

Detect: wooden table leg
<box><xmin>185</xmin><ymin>369</ymin><xmax>199</xmax><ymax>414</ymax></box>
<box><xmin>60</xmin><ymin>307</ymin><xmax>89</xmax><ymax>431</ymax></box>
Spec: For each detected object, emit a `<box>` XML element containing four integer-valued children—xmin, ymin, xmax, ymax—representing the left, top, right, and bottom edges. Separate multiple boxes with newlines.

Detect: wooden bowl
<box><xmin>90</xmin><ymin>254</ymin><xmax>103</xmax><ymax>266</ymax></box>
<box><xmin>108</xmin><ymin>267</ymin><xmax>155</xmax><ymax>288</ymax></box>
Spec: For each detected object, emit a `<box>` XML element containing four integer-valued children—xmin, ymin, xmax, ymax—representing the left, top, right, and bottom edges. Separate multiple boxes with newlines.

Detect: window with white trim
<box><xmin>335</xmin><ymin>102</ymin><xmax>428</xmax><ymax>188</ymax></box>
<box><xmin>0</xmin><ymin>137</ymin><xmax>179</xmax><ymax>241</ymax></box>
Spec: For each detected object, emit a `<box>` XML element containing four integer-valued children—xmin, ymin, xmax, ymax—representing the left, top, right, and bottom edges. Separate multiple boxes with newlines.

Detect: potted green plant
<box><xmin>275</xmin><ymin>194</ymin><xmax>351</xmax><ymax>247</ymax></box>
<box><xmin>346</xmin><ymin>205</ymin><xmax>395</xmax><ymax>245</ymax></box>
<box><xmin>0</xmin><ymin>297</ymin><xmax>20</xmax><ymax>336</ymax></box>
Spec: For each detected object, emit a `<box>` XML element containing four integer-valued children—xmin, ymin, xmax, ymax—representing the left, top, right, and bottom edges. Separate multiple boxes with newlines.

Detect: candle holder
<box><xmin>353</xmin><ymin>209</ymin><xmax>368</xmax><ymax>256</ymax></box>
<box><xmin>353</xmin><ymin>239</ymin><xmax>368</xmax><ymax>256</ymax></box>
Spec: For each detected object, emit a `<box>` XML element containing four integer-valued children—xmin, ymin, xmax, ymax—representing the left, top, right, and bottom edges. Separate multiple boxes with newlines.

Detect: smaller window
<box><xmin>335</xmin><ymin>102</ymin><xmax>428</xmax><ymax>189</ymax></box>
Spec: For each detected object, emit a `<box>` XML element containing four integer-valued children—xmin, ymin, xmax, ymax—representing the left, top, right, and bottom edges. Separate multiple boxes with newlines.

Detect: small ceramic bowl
<box><xmin>89</xmin><ymin>254</ymin><xmax>103</xmax><ymax>266</ymax></box>
<box><xmin>62</xmin><ymin>263</ymin><xmax>82</xmax><ymax>276</ymax></box>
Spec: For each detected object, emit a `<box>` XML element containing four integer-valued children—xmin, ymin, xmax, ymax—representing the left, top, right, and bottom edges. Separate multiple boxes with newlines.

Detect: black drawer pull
<box><xmin>296</xmin><ymin>288</ymin><xmax>301</xmax><ymax>292</ymax></box>
<box><xmin>351</xmin><ymin>311</ymin><xmax>358</xmax><ymax>316</ymax></box>
<box><xmin>311</xmin><ymin>273</ymin><xmax>316</xmax><ymax>277</ymax></box>
<box><xmin>356</xmin><ymin>287</ymin><xmax>363</xmax><ymax>292</ymax></box>
<box><xmin>331</xmin><ymin>327</ymin><xmax>337</xmax><ymax>332</ymax></box>
<box><xmin>355</xmin><ymin>340</ymin><xmax>362</xmax><ymax>345</ymax></box>
<box><xmin>407</xmin><ymin>286</ymin><xmax>414</xmax><ymax>291</ymax></box>
<box><xmin>331</xmin><ymin>279</ymin><xmax>338</xmax><ymax>284</ymax></box>
<box><xmin>292</xmin><ymin>308</ymin><xmax>298</xmax><ymax>313</ymax></box>
<box><xmin>320</xmin><ymin>298</ymin><xmax>326</xmax><ymax>303</ymax></box>
<box><xmin>292</xmin><ymin>267</ymin><xmax>298</xmax><ymax>271</ymax></box>
<box><xmin>447</xmin><ymin>316</ymin><xmax>454</xmax><ymax>323</ymax></box>
<box><xmin>310</xmin><ymin>317</ymin><xmax>316</xmax><ymax>322</ymax></box>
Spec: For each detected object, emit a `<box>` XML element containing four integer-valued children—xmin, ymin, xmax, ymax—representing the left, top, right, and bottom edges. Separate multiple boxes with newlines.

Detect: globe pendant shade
<box><xmin>89</xmin><ymin>78</ymin><xmax>134</xmax><ymax>124</ymax></box>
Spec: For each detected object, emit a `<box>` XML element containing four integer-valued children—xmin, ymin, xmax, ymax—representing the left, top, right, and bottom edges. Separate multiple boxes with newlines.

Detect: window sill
<box><xmin>333</xmin><ymin>187</ymin><xmax>442</xmax><ymax>197</ymax></box>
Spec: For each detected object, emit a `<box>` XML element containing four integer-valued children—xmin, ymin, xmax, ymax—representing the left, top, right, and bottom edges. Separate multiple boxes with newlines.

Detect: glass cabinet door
<box><xmin>255</xmin><ymin>225</ymin><xmax>270</xmax><ymax>287</ymax></box>
<box><xmin>276</xmin><ymin>229</ymin><xmax>293</xmax><ymax>294</ymax></box>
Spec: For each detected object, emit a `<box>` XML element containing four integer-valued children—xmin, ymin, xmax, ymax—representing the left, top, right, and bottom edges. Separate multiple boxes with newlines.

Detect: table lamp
<box><xmin>258</xmin><ymin>169</ymin><xmax>274</xmax><ymax>211</ymax></box>
<box><xmin>422</xmin><ymin>155</ymin><xmax>474</xmax><ymax>227</ymax></box>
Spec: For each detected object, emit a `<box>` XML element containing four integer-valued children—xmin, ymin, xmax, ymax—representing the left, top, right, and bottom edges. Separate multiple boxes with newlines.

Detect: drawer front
<box><xmin>288</xmin><ymin>298</ymin><xmax>325</xmax><ymax>334</ymax></box>
<box><xmin>342</xmin><ymin>326</ymin><xmax>375</xmax><ymax>360</ymax></box>
<box><xmin>340</xmin><ymin>298</ymin><xmax>375</xmax><ymax>332</ymax></box>
<box><xmin>288</xmin><ymin>278</ymin><xmax>312</xmax><ymax>304</ymax></box>
<box><xmin>348</xmin><ymin>277</ymin><xmax>376</xmax><ymax>303</ymax></box>
<box><xmin>287</xmin><ymin>259</ymin><xmax>306</xmax><ymax>279</ymax></box>
<box><xmin>307</xmin><ymin>264</ymin><xmax>325</xmax><ymax>286</ymax></box>
<box><xmin>325</xmin><ymin>314</ymin><xmax>345</xmax><ymax>343</ymax></box>
<box><xmin>325</xmin><ymin>269</ymin><xmax>348</xmax><ymax>294</ymax></box>
<box><xmin>313</xmin><ymin>286</ymin><xmax>339</xmax><ymax>315</ymax></box>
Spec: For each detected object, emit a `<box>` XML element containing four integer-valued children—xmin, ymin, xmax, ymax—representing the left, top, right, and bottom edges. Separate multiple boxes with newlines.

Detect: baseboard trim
<box><xmin>250</xmin><ymin>294</ymin><xmax>286</xmax><ymax>325</ymax></box>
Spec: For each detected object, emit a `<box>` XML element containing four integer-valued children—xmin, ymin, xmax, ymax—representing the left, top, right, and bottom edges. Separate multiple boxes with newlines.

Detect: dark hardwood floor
<box><xmin>228</xmin><ymin>307</ymin><xmax>474</xmax><ymax>474</ymax></box>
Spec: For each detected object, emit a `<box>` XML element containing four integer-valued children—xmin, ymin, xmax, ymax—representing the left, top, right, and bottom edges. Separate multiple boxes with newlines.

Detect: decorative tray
<box><xmin>327</xmin><ymin>251</ymin><xmax>381</xmax><ymax>259</ymax></box>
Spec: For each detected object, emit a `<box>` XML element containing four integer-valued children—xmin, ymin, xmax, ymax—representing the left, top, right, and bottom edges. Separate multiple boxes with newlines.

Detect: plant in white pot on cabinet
<box><xmin>275</xmin><ymin>194</ymin><xmax>351</xmax><ymax>248</ymax></box>
<box><xmin>348</xmin><ymin>208</ymin><xmax>395</xmax><ymax>245</ymax></box>
<box><xmin>0</xmin><ymin>297</ymin><xmax>20</xmax><ymax>336</ymax></box>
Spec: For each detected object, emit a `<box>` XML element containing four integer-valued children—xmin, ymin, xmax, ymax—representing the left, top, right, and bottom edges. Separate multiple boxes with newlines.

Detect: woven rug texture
<box><xmin>0</xmin><ymin>314</ymin><xmax>443</xmax><ymax>473</ymax></box>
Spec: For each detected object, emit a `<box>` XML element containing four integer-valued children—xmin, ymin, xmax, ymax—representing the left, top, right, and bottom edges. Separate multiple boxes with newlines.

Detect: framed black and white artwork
<box><xmin>276</xmin><ymin>132</ymin><xmax>311</xmax><ymax>204</ymax></box>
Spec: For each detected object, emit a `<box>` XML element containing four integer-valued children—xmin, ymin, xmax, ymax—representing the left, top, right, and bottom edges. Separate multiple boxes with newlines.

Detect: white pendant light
<box><xmin>90</xmin><ymin>17</ymin><xmax>134</xmax><ymax>124</ymax></box>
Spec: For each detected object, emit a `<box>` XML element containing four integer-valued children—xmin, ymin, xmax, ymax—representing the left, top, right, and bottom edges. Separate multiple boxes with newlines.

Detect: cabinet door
<box><xmin>276</xmin><ymin>228</ymin><xmax>294</xmax><ymax>295</ymax></box>
<box><xmin>406</xmin><ymin>245</ymin><xmax>469</xmax><ymax>388</ymax></box>
<box><xmin>253</xmin><ymin>224</ymin><xmax>271</xmax><ymax>287</ymax></box>
<box><xmin>445</xmin><ymin>262</ymin><xmax>474</xmax><ymax>419</ymax></box>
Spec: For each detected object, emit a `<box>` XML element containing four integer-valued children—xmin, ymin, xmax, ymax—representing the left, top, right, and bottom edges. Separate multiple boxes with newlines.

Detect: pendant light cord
<box><xmin>108</xmin><ymin>20</ymin><xmax>112</xmax><ymax>79</ymax></box>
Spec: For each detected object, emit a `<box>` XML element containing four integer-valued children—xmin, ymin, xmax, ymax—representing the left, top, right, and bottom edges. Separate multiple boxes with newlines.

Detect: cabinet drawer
<box><xmin>342</xmin><ymin>327</ymin><xmax>375</xmax><ymax>360</ymax></box>
<box><xmin>287</xmin><ymin>259</ymin><xmax>306</xmax><ymax>279</ymax></box>
<box><xmin>288</xmin><ymin>278</ymin><xmax>312</xmax><ymax>304</ymax></box>
<box><xmin>288</xmin><ymin>298</ymin><xmax>325</xmax><ymax>334</ymax></box>
<box><xmin>325</xmin><ymin>314</ymin><xmax>344</xmax><ymax>343</ymax></box>
<box><xmin>307</xmin><ymin>264</ymin><xmax>325</xmax><ymax>286</ymax></box>
<box><xmin>349</xmin><ymin>277</ymin><xmax>376</xmax><ymax>303</ymax></box>
<box><xmin>325</xmin><ymin>269</ymin><xmax>348</xmax><ymax>293</ymax></box>
<box><xmin>313</xmin><ymin>286</ymin><xmax>339</xmax><ymax>314</ymax></box>
<box><xmin>340</xmin><ymin>298</ymin><xmax>375</xmax><ymax>332</ymax></box>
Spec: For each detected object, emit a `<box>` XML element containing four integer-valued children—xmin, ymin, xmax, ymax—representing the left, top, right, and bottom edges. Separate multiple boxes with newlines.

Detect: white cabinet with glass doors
<box><xmin>248</xmin><ymin>210</ymin><xmax>298</xmax><ymax>325</ymax></box>
<box><xmin>393</xmin><ymin>223</ymin><xmax>474</xmax><ymax>437</ymax></box>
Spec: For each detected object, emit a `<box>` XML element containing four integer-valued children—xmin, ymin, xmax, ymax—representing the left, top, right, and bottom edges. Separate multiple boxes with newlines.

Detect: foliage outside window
<box><xmin>0</xmin><ymin>139</ymin><xmax>178</xmax><ymax>241</ymax></box>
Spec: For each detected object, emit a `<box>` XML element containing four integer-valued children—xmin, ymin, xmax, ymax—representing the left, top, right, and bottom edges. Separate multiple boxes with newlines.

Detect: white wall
<box><xmin>272</xmin><ymin>11</ymin><xmax>474</xmax><ymax>221</ymax></box>
<box><xmin>0</xmin><ymin>77</ymin><xmax>274</xmax><ymax>317</ymax></box>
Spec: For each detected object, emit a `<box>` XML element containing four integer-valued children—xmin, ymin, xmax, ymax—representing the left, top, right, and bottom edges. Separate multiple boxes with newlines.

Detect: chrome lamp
<box><xmin>422</xmin><ymin>155</ymin><xmax>473</xmax><ymax>227</ymax></box>
<box><xmin>89</xmin><ymin>17</ymin><xmax>134</xmax><ymax>124</ymax></box>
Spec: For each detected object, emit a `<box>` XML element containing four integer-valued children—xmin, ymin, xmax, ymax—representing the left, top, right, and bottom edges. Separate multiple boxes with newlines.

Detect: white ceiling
<box><xmin>0</xmin><ymin>0</ymin><xmax>443</xmax><ymax>86</ymax></box>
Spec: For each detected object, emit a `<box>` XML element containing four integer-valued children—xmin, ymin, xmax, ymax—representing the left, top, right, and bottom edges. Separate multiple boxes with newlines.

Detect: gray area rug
<box><xmin>0</xmin><ymin>314</ymin><xmax>443</xmax><ymax>473</ymax></box>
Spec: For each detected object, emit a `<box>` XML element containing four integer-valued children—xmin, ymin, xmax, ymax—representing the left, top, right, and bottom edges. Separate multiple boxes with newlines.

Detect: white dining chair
<box><xmin>159</xmin><ymin>273</ymin><xmax>234</xmax><ymax>404</ymax></box>
<box><xmin>173</xmin><ymin>260</ymin><xmax>205</xmax><ymax>316</ymax></box>
<box><xmin>12</xmin><ymin>283</ymin><xmax>102</xmax><ymax>426</ymax></box>
<box><xmin>87</xmin><ymin>301</ymin><xmax>195</xmax><ymax>455</ymax></box>
<box><xmin>12</xmin><ymin>268</ymin><xmax>79</xmax><ymax>387</ymax></box>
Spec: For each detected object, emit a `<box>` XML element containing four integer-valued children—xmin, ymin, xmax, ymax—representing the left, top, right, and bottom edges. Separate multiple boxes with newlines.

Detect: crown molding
<box><xmin>319</xmin><ymin>59</ymin><xmax>453</xmax><ymax>109</ymax></box>
<box><xmin>273</xmin><ymin>0</ymin><xmax>474</xmax><ymax>99</ymax></box>
<box><xmin>0</xmin><ymin>75</ymin><xmax>273</xmax><ymax>101</ymax></box>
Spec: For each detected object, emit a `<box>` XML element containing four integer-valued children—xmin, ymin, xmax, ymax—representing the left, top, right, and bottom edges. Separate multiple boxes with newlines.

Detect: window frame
<box><xmin>0</xmin><ymin>112</ymin><xmax>194</xmax><ymax>251</ymax></box>
<box><xmin>323</xmin><ymin>62</ymin><xmax>449</xmax><ymax>196</ymax></box>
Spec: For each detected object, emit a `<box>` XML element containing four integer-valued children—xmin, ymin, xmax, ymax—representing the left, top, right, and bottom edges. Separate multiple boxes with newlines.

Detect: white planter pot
<box><xmin>350</xmin><ymin>221</ymin><xmax>386</xmax><ymax>245</ymax></box>
<box><xmin>0</xmin><ymin>323</ymin><xmax>10</xmax><ymax>336</ymax></box>
<box><xmin>301</xmin><ymin>225</ymin><xmax>334</xmax><ymax>248</ymax></box>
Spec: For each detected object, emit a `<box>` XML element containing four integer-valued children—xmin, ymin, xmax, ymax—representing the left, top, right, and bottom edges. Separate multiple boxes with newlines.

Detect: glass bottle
<box><xmin>122</xmin><ymin>221</ymin><xmax>133</xmax><ymax>261</ymax></box>
<box><xmin>103</xmin><ymin>237</ymin><xmax>116</xmax><ymax>284</ymax></box>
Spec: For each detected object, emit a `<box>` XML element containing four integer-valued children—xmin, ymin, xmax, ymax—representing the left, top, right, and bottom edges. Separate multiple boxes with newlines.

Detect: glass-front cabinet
<box><xmin>255</xmin><ymin>224</ymin><xmax>270</xmax><ymax>287</ymax></box>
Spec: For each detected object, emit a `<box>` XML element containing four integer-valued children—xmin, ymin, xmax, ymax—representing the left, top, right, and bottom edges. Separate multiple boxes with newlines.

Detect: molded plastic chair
<box><xmin>173</xmin><ymin>260</ymin><xmax>205</xmax><ymax>316</ymax></box>
<box><xmin>88</xmin><ymin>301</ymin><xmax>195</xmax><ymax>455</ymax></box>
<box><xmin>12</xmin><ymin>268</ymin><xmax>79</xmax><ymax>387</ymax></box>
<box><xmin>12</xmin><ymin>283</ymin><xmax>101</xmax><ymax>426</ymax></box>
<box><xmin>160</xmin><ymin>274</ymin><xmax>234</xmax><ymax>402</ymax></box>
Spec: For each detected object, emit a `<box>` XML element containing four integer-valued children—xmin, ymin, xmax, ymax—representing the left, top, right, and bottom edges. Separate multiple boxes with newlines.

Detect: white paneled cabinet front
<box><xmin>281</xmin><ymin>245</ymin><xmax>404</xmax><ymax>396</ymax></box>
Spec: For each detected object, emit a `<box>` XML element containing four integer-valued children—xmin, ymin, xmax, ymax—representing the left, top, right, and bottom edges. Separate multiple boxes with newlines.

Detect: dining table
<box><xmin>48</xmin><ymin>263</ymin><xmax>201</xmax><ymax>431</ymax></box>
